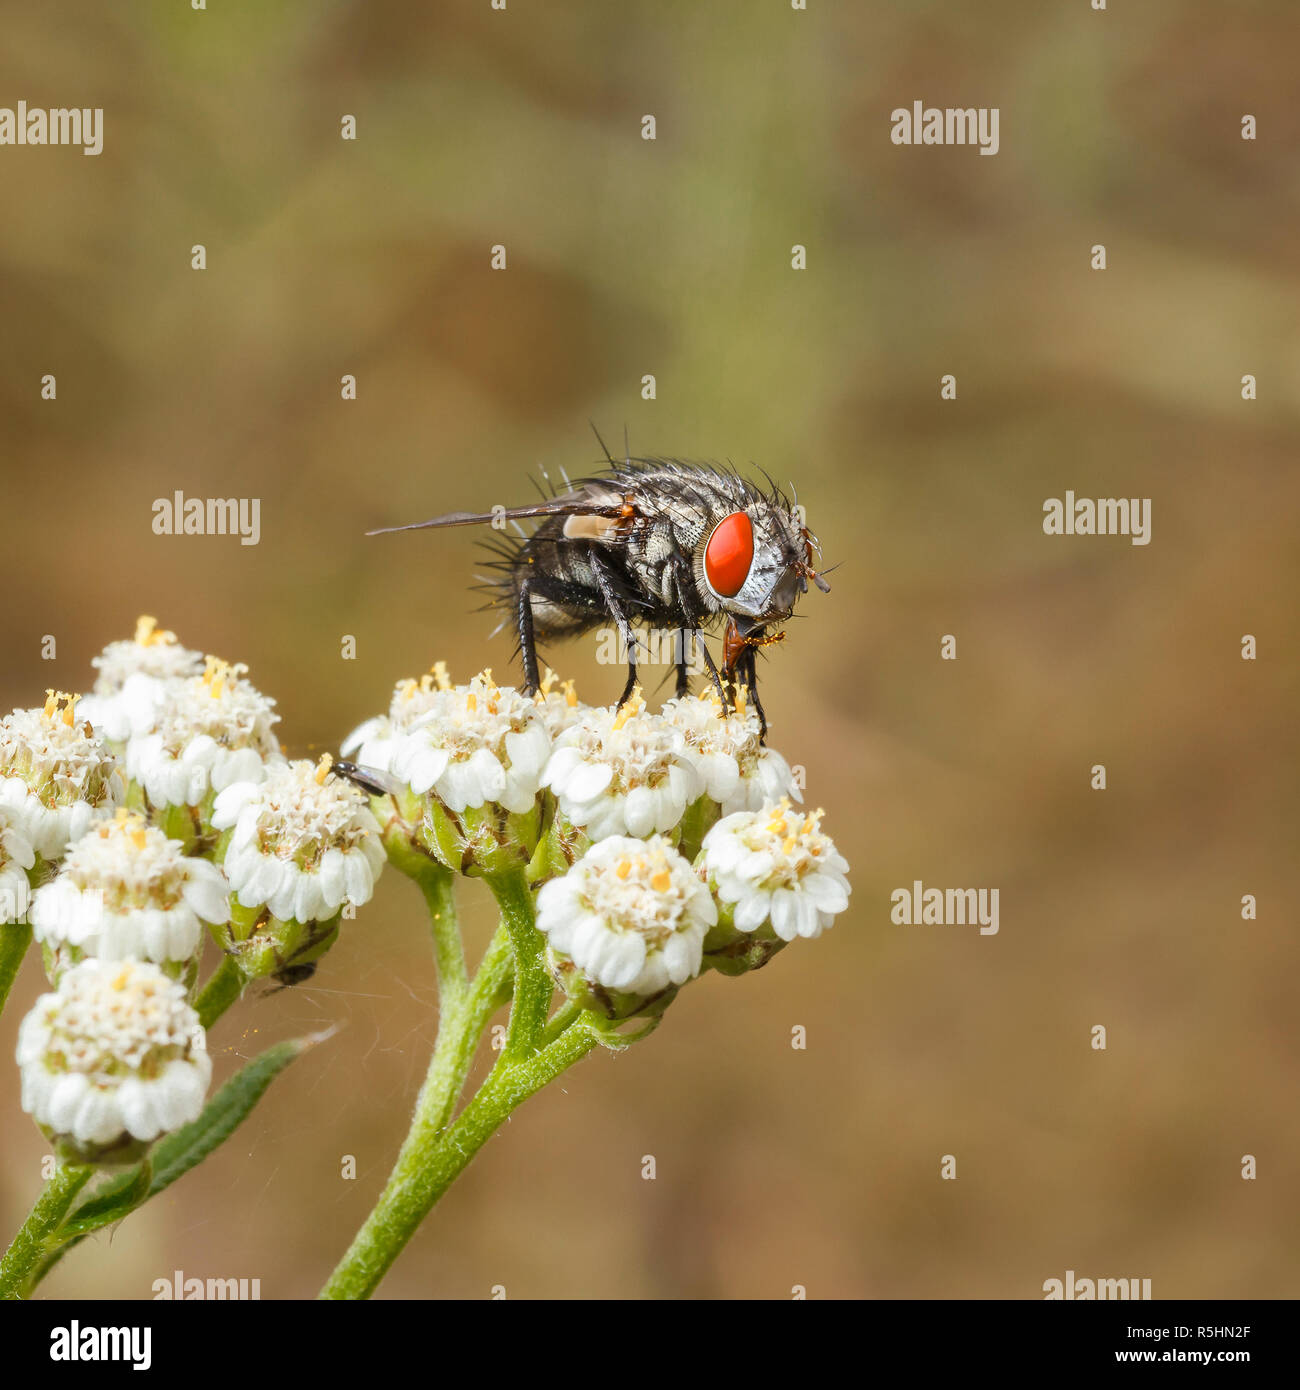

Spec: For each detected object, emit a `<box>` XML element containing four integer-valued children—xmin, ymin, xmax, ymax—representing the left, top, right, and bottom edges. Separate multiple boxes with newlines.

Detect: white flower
<box><xmin>212</xmin><ymin>757</ymin><xmax>384</xmax><ymax>922</ymax></box>
<box><xmin>386</xmin><ymin>670</ymin><xmax>551</xmax><ymax>814</ymax></box>
<box><xmin>80</xmin><ymin>616</ymin><xmax>205</xmax><ymax>742</ymax></box>
<box><xmin>659</xmin><ymin>692</ymin><xmax>800</xmax><ymax>814</ymax></box>
<box><xmin>0</xmin><ymin>692</ymin><xmax>124</xmax><ymax>860</ymax></box>
<box><xmin>30</xmin><ymin>811</ymin><xmax>228</xmax><ymax>968</ymax></box>
<box><xmin>702</xmin><ymin>798</ymin><xmax>850</xmax><ymax>941</ymax></box>
<box><xmin>0</xmin><ymin>807</ymin><xmax>36</xmax><ymax>925</ymax></box>
<box><xmin>541</xmin><ymin>692</ymin><xmax>704</xmax><ymax>839</ymax></box>
<box><xmin>17</xmin><ymin>959</ymin><xmax>212</xmax><ymax>1155</ymax></box>
<box><xmin>536</xmin><ymin>834</ymin><xmax>716</xmax><ymax>996</ymax></box>
<box><xmin>530</xmin><ymin>670</ymin><xmax>591</xmax><ymax>739</ymax></box>
<box><xmin>124</xmin><ymin>657</ymin><xmax>282</xmax><ymax>809</ymax></box>
<box><xmin>89</xmin><ymin>616</ymin><xmax>206</xmax><ymax>695</ymax></box>
<box><xmin>340</xmin><ymin>661</ymin><xmax>460</xmax><ymax>776</ymax></box>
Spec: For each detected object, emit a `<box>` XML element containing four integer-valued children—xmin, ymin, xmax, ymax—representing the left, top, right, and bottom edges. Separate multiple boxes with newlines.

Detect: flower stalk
<box><xmin>0</xmin><ymin>1162</ymin><xmax>92</xmax><ymax>1300</ymax></box>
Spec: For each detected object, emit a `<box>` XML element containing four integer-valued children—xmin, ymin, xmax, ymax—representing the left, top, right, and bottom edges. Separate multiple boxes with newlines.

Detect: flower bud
<box><xmin>699</xmin><ymin>799</ymin><xmax>850</xmax><ymax>974</ymax></box>
<box><xmin>30</xmin><ymin>810</ymin><xmax>227</xmax><ymax>986</ymax></box>
<box><xmin>17</xmin><ymin>959</ymin><xmax>212</xmax><ymax>1166</ymax></box>
<box><xmin>536</xmin><ymin>834</ymin><xmax>716</xmax><ymax>1020</ymax></box>
<box><xmin>0</xmin><ymin>692</ymin><xmax>124</xmax><ymax>862</ymax></box>
<box><xmin>210</xmin><ymin>756</ymin><xmax>383</xmax><ymax>980</ymax></box>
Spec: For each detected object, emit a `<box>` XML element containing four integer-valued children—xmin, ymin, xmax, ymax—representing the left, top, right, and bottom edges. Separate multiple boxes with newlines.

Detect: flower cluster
<box><xmin>342</xmin><ymin>660</ymin><xmax>850</xmax><ymax>1020</ymax></box>
<box><xmin>9</xmin><ymin>621</ymin><xmax>385</xmax><ymax>1166</ymax></box>
<box><xmin>211</xmin><ymin>756</ymin><xmax>384</xmax><ymax>981</ymax></box>
<box><xmin>80</xmin><ymin>615</ymin><xmax>206</xmax><ymax>743</ymax></box>
<box><xmin>31</xmin><ymin>810</ymin><xmax>228</xmax><ymax>984</ymax></box>
<box><xmin>124</xmin><ymin>656</ymin><xmax>282</xmax><ymax>817</ymax></box>
<box><xmin>0</xmin><ymin>691</ymin><xmax>123</xmax><ymax>861</ymax></box>
<box><xmin>18</xmin><ymin>959</ymin><xmax>211</xmax><ymax>1164</ymax></box>
<box><xmin>537</xmin><ymin>835</ymin><xmax>715</xmax><ymax>1018</ymax></box>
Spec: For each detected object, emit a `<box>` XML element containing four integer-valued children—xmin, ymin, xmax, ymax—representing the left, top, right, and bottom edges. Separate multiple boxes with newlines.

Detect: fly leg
<box><xmin>674</xmin><ymin>649</ymin><xmax>691</xmax><ymax>698</ymax></box>
<box><xmin>668</xmin><ymin>553</ymin><xmax>727</xmax><ymax>705</ymax></box>
<box><xmin>591</xmin><ymin>555</ymin><xmax>640</xmax><ymax>709</ymax></box>
<box><xmin>517</xmin><ymin>574</ymin><xmax>540</xmax><ymax>696</ymax></box>
<box><xmin>737</xmin><ymin>645</ymin><xmax>769</xmax><ymax>742</ymax></box>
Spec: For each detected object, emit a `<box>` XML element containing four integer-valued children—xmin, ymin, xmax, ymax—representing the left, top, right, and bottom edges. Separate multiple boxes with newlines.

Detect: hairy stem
<box><xmin>0</xmin><ymin>1163</ymin><xmax>92</xmax><ymax>1300</ymax></box>
<box><xmin>487</xmin><ymin>868</ymin><xmax>553</xmax><ymax>1060</ymax></box>
<box><xmin>320</xmin><ymin>1015</ymin><xmax>599</xmax><ymax>1300</ymax></box>
<box><xmin>193</xmin><ymin>955</ymin><xmax>244</xmax><ymax>1030</ymax></box>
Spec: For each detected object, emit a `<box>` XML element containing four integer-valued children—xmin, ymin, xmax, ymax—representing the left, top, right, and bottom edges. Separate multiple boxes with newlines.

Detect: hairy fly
<box><xmin>367</xmin><ymin>437</ymin><xmax>830</xmax><ymax>740</ymax></box>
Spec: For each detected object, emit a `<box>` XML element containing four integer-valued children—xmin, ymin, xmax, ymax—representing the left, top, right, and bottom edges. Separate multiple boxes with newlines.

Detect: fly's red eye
<box><xmin>704</xmin><ymin>511</ymin><xmax>754</xmax><ymax>597</ymax></box>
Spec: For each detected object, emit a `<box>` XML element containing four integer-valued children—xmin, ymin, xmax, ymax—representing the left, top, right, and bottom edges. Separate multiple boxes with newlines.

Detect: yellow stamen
<box><xmin>432</xmin><ymin>661</ymin><xmax>452</xmax><ymax>692</ymax></box>
<box><xmin>651</xmin><ymin>870</ymin><xmax>672</xmax><ymax>893</ymax></box>
<box><xmin>538</xmin><ymin>668</ymin><xmax>558</xmax><ymax>697</ymax></box>
<box><xmin>43</xmin><ymin>689</ymin><xmax>57</xmax><ymax>718</ymax></box>
<box><xmin>61</xmin><ymin>694</ymin><xmax>79</xmax><ymax>727</ymax></box>
<box><xmin>466</xmin><ymin>692</ymin><xmax>477</xmax><ymax>713</ymax></box>
<box><xmin>201</xmin><ymin>655</ymin><xmax>231</xmax><ymax>699</ymax></box>
<box><xmin>783</xmin><ymin>836</ymin><xmax>797</xmax><ymax>856</ymax></box>
<box><xmin>735</xmin><ymin>685</ymin><xmax>747</xmax><ymax>715</ymax></box>
<box><xmin>612</xmin><ymin>687</ymin><xmax>644</xmax><ymax>731</ymax></box>
<box><xmin>397</xmin><ymin>678</ymin><xmax>418</xmax><ymax>703</ymax></box>
<box><xmin>133</xmin><ymin>615</ymin><xmax>176</xmax><ymax>647</ymax></box>
<box><xmin>112</xmin><ymin>968</ymin><xmax>130</xmax><ymax>991</ymax></box>
<box><xmin>616</xmin><ymin>859</ymin><xmax>632</xmax><ymax>880</ymax></box>
<box><xmin>315</xmin><ymin>753</ymin><xmax>334</xmax><ymax>785</ymax></box>
<box><xmin>563</xmin><ymin>679</ymin><xmax>578</xmax><ymax>708</ymax></box>
<box><xmin>130</xmin><ymin>827</ymin><xmax>148</xmax><ymax>851</ymax></box>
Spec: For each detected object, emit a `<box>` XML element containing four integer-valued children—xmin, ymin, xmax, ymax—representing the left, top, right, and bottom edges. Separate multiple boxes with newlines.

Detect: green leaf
<box><xmin>55</xmin><ymin>1159</ymin><xmax>152</xmax><ymax>1241</ymax></box>
<box><xmin>55</xmin><ymin>1029</ymin><xmax>333</xmax><ymax>1245</ymax></box>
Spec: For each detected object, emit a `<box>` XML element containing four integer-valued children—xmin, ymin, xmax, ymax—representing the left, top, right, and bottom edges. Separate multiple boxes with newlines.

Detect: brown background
<box><xmin>1</xmin><ymin>0</ymin><xmax>1297</xmax><ymax>1298</ymax></box>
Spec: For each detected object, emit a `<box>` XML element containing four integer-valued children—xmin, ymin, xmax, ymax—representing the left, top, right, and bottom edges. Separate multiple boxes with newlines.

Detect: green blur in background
<box><xmin>1</xmin><ymin>0</ymin><xmax>1297</xmax><ymax>1298</ymax></box>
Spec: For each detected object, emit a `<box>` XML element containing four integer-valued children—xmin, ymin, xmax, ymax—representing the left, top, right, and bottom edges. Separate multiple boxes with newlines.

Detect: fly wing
<box><xmin>367</xmin><ymin>481</ymin><xmax>624</xmax><ymax>537</ymax></box>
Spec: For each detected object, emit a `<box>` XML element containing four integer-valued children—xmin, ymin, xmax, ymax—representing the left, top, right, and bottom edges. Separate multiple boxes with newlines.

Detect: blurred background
<box><xmin>1</xmin><ymin>0</ymin><xmax>1297</xmax><ymax>1299</ymax></box>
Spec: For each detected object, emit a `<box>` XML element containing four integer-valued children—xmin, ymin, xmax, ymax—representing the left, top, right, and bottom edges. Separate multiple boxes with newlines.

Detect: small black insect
<box><xmin>266</xmin><ymin>962</ymin><xmax>318</xmax><ymax>994</ymax></box>
<box><xmin>367</xmin><ymin>433</ymin><xmax>830</xmax><ymax>740</ymax></box>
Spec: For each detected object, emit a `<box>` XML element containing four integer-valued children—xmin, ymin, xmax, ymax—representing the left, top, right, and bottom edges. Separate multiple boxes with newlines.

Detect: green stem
<box><xmin>541</xmin><ymin>996</ymin><xmax>584</xmax><ymax>1047</ymax></box>
<box><xmin>0</xmin><ymin>923</ymin><xmax>32</xmax><ymax>1021</ymax></box>
<box><xmin>420</xmin><ymin>923</ymin><xmax>513</xmax><ymax>1138</ymax></box>
<box><xmin>320</xmin><ymin>1015</ymin><xmax>599</xmax><ymax>1300</ymax></box>
<box><xmin>0</xmin><ymin>1163</ymin><xmax>92</xmax><ymax>1300</ymax></box>
<box><xmin>194</xmin><ymin>956</ymin><xmax>244</xmax><ymax>1030</ymax></box>
<box><xmin>487</xmin><ymin>868</ymin><xmax>552</xmax><ymax>1061</ymax></box>
<box><xmin>414</xmin><ymin>862</ymin><xmax>468</xmax><ymax>999</ymax></box>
